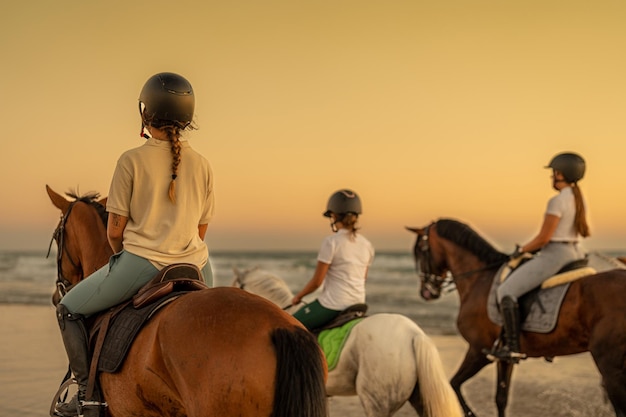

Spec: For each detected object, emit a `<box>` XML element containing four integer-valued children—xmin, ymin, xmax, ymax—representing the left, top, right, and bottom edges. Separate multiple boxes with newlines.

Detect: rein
<box><xmin>47</xmin><ymin>197</ymin><xmax>108</xmax><ymax>298</ymax></box>
<box><xmin>47</xmin><ymin>201</ymin><xmax>81</xmax><ymax>297</ymax></box>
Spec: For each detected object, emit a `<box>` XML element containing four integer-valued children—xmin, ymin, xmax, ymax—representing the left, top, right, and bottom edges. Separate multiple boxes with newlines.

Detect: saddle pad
<box><xmin>317</xmin><ymin>318</ymin><xmax>363</xmax><ymax>371</ymax></box>
<box><xmin>541</xmin><ymin>267</ymin><xmax>596</xmax><ymax>289</ymax></box>
<box><xmin>98</xmin><ymin>292</ymin><xmax>184</xmax><ymax>373</ymax></box>
<box><xmin>487</xmin><ymin>265</ymin><xmax>570</xmax><ymax>333</ymax></box>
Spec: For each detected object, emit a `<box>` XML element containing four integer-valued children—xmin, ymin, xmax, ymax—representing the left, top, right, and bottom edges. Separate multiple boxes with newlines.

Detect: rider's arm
<box><xmin>292</xmin><ymin>261</ymin><xmax>330</xmax><ymax>305</ymax></box>
<box><xmin>520</xmin><ymin>214</ymin><xmax>560</xmax><ymax>253</ymax></box>
<box><xmin>198</xmin><ymin>224</ymin><xmax>208</xmax><ymax>240</ymax></box>
<box><xmin>107</xmin><ymin>213</ymin><xmax>128</xmax><ymax>253</ymax></box>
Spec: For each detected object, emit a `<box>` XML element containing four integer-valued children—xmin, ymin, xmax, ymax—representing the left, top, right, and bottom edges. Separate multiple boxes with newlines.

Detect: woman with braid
<box><xmin>492</xmin><ymin>152</ymin><xmax>589</xmax><ymax>363</ymax></box>
<box><xmin>54</xmin><ymin>72</ymin><xmax>215</xmax><ymax>416</ymax></box>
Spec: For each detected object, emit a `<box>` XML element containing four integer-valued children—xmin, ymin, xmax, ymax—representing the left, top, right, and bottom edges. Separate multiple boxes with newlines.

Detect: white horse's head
<box><xmin>232</xmin><ymin>267</ymin><xmax>296</xmax><ymax>310</ymax></box>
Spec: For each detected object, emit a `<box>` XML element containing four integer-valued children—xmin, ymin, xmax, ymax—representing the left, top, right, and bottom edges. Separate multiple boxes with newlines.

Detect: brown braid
<box><xmin>163</xmin><ymin>126</ymin><xmax>182</xmax><ymax>204</ymax></box>
<box><xmin>572</xmin><ymin>184</ymin><xmax>590</xmax><ymax>237</ymax></box>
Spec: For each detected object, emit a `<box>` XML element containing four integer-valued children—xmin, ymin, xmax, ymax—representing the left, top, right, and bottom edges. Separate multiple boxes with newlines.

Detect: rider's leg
<box><xmin>55</xmin><ymin>304</ymin><xmax>90</xmax><ymax>417</ymax></box>
<box><xmin>292</xmin><ymin>299</ymin><xmax>340</xmax><ymax>330</ymax></box>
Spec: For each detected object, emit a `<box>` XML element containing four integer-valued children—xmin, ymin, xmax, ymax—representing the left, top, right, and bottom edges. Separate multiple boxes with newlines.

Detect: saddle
<box><xmin>83</xmin><ymin>264</ymin><xmax>208</xmax><ymax>405</ymax></box>
<box><xmin>310</xmin><ymin>303</ymin><xmax>368</xmax><ymax>335</ymax></box>
<box><xmin>488</xmin><ymin>255</ymin><xmax>596</xmax><ymax>333</ymax></box>
<box><xmin>311</xmin><ymin>304</ymin><xmax>367</xmax><ymax>371</ymax></box>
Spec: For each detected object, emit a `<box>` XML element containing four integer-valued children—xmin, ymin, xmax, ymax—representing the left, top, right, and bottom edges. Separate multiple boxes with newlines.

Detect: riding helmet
<box><xmin>545</xmin><ymin>152</ymin><xmax>586</xmax><ymax>183</ymax></box>
<box><xmin>324</xmin><ymin>189</ymin><xmax>362</xmax><ymax>217</ymax></box>
<box><xmin>139</xmin><ymin>72</ymin><xmax>195</xmax><ymax>129</ymax></box>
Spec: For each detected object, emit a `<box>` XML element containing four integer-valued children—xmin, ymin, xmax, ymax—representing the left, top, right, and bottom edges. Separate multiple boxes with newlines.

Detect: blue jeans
<box><xmin>60</xmin><ymin>251</ymin><xmax>213</xmax><ymax>316</ymax></box>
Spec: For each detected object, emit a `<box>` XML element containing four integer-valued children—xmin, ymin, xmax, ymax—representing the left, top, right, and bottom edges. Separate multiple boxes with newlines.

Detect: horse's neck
<box><xmin>445</xmin><ymin>243</ymin><xmax>494</xmax><ymax>295</ymax></box>
<box><xmin>73</xmin><ymin>205</ymin><xmax>113</xmax><ymax>274</ymax></box>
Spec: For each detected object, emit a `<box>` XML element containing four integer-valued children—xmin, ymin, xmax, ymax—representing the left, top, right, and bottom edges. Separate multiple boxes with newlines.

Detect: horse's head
<box><xmin>46</xmin><ymin>185</ymin><xmax>113</xmax><ymax>305</ymax></box>
<box><xmin>406</xmin><ymin>223</ymin><xmax>452</xmax><ymax>301</ymax></box>
<box><xmin>407</xmin><ymin>219</ymin><xmax>510</xmax><ymax>302</ymax></box>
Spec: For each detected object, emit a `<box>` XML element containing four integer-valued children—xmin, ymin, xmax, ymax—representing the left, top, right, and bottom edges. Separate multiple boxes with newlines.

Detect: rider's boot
<box><xmin>55</xmin><ymin>304</ymin><xmax>90</xmax><ymax>417</ymax></box>
<box><xmin>491</xmin><ymin>296</ymin><xmax>527</xmax><ymax>363</ymax></box>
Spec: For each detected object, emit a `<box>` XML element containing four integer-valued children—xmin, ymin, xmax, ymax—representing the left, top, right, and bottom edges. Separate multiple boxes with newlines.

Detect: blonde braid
<box><xmin>164</xmin><ymin>126</ymin><xmax>182</xmax><ymax>204</ymax></box>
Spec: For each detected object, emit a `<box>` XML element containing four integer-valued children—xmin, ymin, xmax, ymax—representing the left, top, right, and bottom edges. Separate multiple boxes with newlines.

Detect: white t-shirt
<box><xmin>545</xmin><ymin>186</ymin><xmax>581</xmax><ymax>242</ymax></box>
<box><xmin>106</xmin><ymin>137</ymin><xmax>215</xmax><ymax>269</ymax></box>
<box><xmin>317</xmin><ymin>229</ymin><xmax>375</xmax><ymax>310</ymax></box>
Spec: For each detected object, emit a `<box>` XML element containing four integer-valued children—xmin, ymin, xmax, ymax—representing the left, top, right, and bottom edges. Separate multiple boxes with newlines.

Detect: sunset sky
<box><xmin>2</xmin><ymin>1</ymin><xmax>626</xmax><ymax>253</ymax></box>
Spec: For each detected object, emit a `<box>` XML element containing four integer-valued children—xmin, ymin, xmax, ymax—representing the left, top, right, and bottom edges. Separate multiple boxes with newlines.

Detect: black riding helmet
<box><xmin>323</xmin><ymin>189</ymin><xmax>362</xmax><ymax>217</ymax></box>
<box><xmin>139</xmin><ymin>72</ymin><xmax>195</xmax><ymax>133</ymax></box>
<box><xmin>545</xmin><ymin>152</ymin><xmax>586</xmax><ymax>183</ymax></box>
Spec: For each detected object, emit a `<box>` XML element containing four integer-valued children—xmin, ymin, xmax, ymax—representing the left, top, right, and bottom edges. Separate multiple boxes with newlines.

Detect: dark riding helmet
<box><xmin>323</xmin><ymin>189</ymin><xmax>362</xmax><ymax>217</ymax></box>
<box><xmin>139</xmin><ymin>72</ymin><xmax>195</xmax><ymax>130</ymax></box>
<box><xmin>545</xmin><ymin>152</ymin><xmax>586</xmax><ymax>183</ymax></box>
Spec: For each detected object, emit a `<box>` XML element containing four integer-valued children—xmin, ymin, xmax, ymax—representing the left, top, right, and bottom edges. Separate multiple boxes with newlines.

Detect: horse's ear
<box><xmin>405</xmin><ymin>226</ymin><xmax>422</xmax><ymax>234</ymax></box>
<box><xmin>46</xmin><ymin>185</ymin><xmax>71</xmax><ymax>214</ymax></box>
<box><xmin>98</xmin><ymin>197</ymin><xmax>108</xmax><ymax>207</ymax></box>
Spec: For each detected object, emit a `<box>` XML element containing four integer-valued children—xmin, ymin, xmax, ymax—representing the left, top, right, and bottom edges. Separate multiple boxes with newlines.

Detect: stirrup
<box><xmin>483</xmin><ymin>345</ymin><xmax>527</xmax><ymax>363</ymax></box>
<box><xmin>50</xmin><ymin>379</ymin><xmax>107</xmax><ymax>417</ymax></box>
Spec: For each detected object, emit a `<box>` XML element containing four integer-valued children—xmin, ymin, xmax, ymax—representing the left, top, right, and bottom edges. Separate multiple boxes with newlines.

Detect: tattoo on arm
<box><xmin>112</xmin><ymin>214</ymin><xmax>122</xmax><ymax>227</ymax></box>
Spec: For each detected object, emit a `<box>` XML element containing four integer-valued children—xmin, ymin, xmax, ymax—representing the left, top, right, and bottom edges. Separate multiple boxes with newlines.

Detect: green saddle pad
<box><xmin>317</xmin><ymin>318</ymin><xmax>363</xmax><ymax>371</ymax></box>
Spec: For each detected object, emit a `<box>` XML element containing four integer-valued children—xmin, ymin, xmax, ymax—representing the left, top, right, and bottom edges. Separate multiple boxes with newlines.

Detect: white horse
<box><xmin>232</xmin><ymin>267</ymin><xmax>463</xmax><ymax>417</ymax></box>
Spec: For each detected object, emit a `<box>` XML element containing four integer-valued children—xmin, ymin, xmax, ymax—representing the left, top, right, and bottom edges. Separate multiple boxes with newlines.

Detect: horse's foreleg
<box><xmin>495</xmin><ymin>361</ymin><xmax>515</xmax><ymax>417</ymax></box>
<box><xmin>450</xmin><ymin>349</ymin><xmax>491</xmax><ymax>417</ymax></box>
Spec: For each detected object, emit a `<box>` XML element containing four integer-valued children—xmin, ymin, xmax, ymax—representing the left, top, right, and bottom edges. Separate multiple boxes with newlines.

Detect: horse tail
<box><xmin>412</xmin><ymin>331</ymin><xmax>463</xmax><ymax>417</ymax></box>
<box><xmin>271</xmin><ymin>327</ymin><xmax>328</xmax><ymax>417</ymax></box>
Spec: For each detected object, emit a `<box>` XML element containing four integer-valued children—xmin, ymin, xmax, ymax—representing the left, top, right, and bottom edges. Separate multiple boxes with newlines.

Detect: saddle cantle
<box><xmin>133</xmin><ymin>263</ymin><xmax>209</xmax><ymax>307</ymax></box>
<box><xmin>310</xmin><ymin>303</ymin><xmax>368</xmax><ymax>334</ymax></box>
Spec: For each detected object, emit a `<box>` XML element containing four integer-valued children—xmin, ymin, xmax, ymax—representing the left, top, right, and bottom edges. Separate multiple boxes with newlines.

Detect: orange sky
<box><xmin>1</xmin><ymin>1</ymin><xmax>626</xmax><ymax>252</ymax></box>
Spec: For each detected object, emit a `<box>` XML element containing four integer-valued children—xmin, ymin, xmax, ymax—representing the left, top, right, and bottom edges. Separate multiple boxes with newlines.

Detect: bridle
<box><xmin>47</xmin><ymin>198</ymin><xmax>108</xmax><ymax>299</ymax></box>
<box><xmin>415</xmin><ymin>222</ymin><xmax>505</xmax><ymax>295</ymax></box>
<box><xmin>414</xmin><ymin>223</ymin><xmax>455</xmax><ymax>295</ymax></box>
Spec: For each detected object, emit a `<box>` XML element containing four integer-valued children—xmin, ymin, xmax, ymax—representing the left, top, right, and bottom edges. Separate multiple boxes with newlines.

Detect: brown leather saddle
<box><xmin>83</xmin><ymin>263</ymin><xmax>208</xmax><ymax>401</ymax></box>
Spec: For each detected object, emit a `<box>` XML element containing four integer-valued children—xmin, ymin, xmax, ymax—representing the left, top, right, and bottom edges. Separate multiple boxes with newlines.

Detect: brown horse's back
<box><xmin>101</xmin><ymin>288</ymin><xmax>312</xmax><ymax>417</ymax></box>
<box><xmin>522</xmin><ymin>268</ymin><xmax>626</xmax><ymax>357</ymax></box>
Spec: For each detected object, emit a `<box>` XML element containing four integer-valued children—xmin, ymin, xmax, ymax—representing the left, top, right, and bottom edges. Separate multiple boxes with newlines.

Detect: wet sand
<box><xmin>0</xmin><ymin>304</ymin><xmax>614</xmax><ymax>417</ymax></box>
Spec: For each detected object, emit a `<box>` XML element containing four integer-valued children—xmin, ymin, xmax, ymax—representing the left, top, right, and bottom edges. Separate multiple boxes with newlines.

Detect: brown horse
<box><xmin>407</xmin><ymin>219</ymin><xmax>626</xmax><ymax>417</ymax></box>
<box><xmin>46</xmin><ymin>185</ymin><xmax>328</xmax><ymax>417</ymax></box>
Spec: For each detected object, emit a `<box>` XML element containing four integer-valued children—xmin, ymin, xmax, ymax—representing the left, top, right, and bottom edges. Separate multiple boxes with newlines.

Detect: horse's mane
<box><xmin>237</xmin><ymin>268</ymin><xmax>294</xmax><ymax>308</ymax></box>
<box><xmin>65</xmin><ymin>190</ymin><xmax>108</xmax><ymax>225</ymax></box>
<box><xmin>435</xmin><ymin>219</ymin><xmax>508</xmax><ymax>266</ymax></box>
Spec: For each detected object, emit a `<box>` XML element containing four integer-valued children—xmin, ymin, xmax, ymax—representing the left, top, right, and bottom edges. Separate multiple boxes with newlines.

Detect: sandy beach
<box><xmin>0</xmin><ymin>304</ymin><xmax>614</xmax><ymax>417</ymax></box>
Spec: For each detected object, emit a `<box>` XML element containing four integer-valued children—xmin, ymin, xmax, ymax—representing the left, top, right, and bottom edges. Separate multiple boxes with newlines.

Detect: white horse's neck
<box><xmin>237</xmin><ymin>269</ymin><xmax>298</xmax><ymax>312</ymax></box>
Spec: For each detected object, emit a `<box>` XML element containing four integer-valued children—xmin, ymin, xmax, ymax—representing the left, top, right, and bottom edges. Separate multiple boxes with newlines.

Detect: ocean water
<box><xmin>0</xmin><ymin>249</ymin><xmax>461</xmax><ymax>335</ymax></box>
<box><xmin>3</xmin><ymin>248</ymin><xmax>625</xmax><ymax>335</ymax></box>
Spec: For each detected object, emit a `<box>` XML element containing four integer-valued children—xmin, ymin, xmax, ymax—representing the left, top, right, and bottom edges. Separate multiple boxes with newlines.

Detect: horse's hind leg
<box><xmin>408</xmin><ymin>383</ymin><xmax>424</xmax><ymax>416</ymax></box>
<box><xmin>598</xmin><ymin>368</ymin><xmax>626</xmax><ymax>417</ymax></box>
<box><xmin>590</xmin><ymin>334</ymin><xmax>626</xmax><ymax>417</ymax></box>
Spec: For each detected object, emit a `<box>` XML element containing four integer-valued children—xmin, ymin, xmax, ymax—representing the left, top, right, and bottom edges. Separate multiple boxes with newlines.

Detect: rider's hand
<box><xmin>292</xmin><ymin>295</ymin><xmax>302</xmax><ymax>305</ymax></box>
<box><xmin>509</xmin><ymin>244</ymin><xmax>524</xmax><ymax>259</ymax></box>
